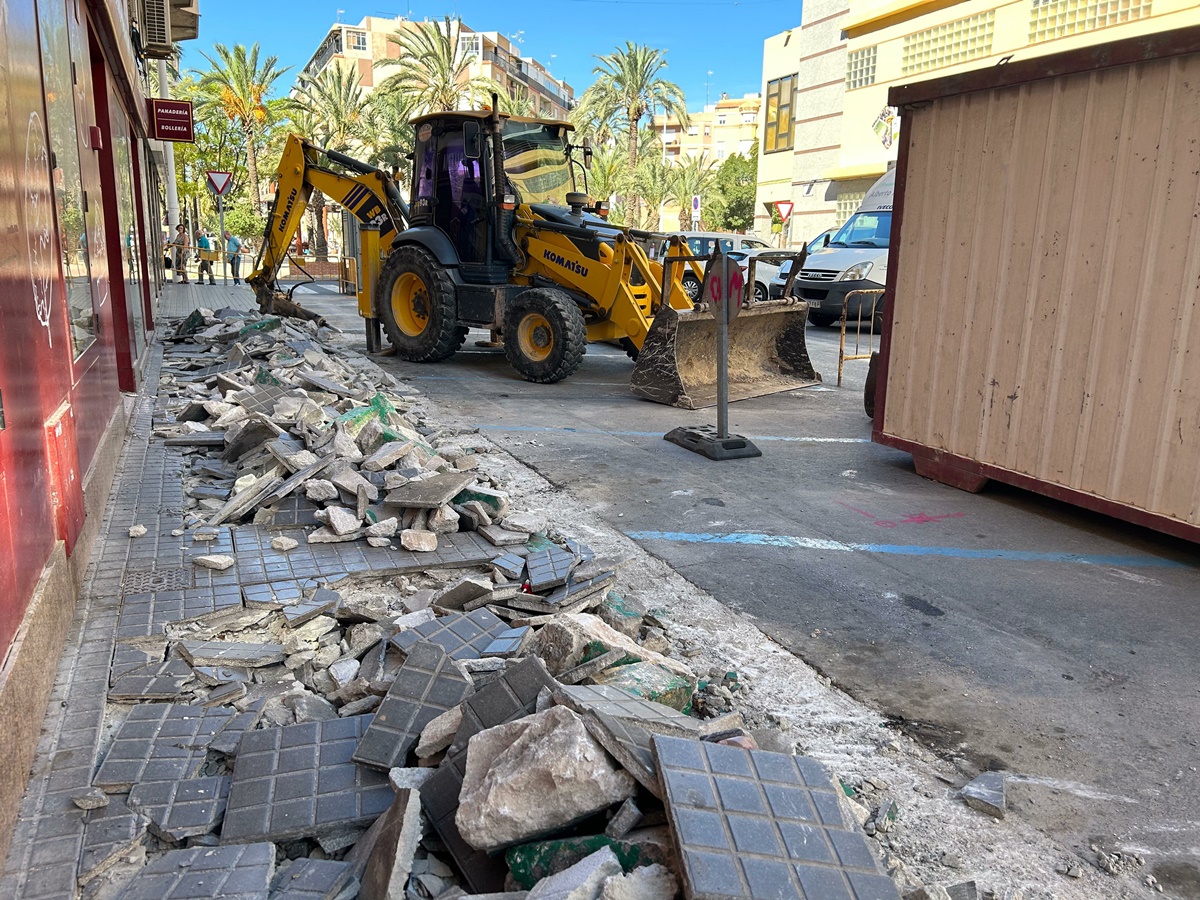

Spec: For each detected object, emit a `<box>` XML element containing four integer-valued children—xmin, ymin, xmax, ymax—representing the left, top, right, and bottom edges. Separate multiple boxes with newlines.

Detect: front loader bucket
<box><xmin>630</xmin><ymin>302</ymin><xmax>821</xmax><ymax>409</ymax></box>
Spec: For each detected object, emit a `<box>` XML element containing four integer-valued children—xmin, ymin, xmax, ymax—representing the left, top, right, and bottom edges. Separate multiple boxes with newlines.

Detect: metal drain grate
<box><xmin>121</xmin><ymin>568</ymin><xmax>194</xmax><ymax>594</ymax></box>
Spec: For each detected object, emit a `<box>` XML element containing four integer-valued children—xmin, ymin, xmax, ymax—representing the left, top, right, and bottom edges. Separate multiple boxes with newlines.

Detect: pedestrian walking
<box><xmin>225</xmin><ymin>230</ymin><xmax>243</xmax><ymax>284</ymax></box>
<box><xmin>169</xmin><ymin>224</ymin><xmax>190</xmax><ymax>283</ymax></box>
<box><xmin>196</xmin><ymin>231</ymin><xmax>216</xmax><ymax>285</ymax></box>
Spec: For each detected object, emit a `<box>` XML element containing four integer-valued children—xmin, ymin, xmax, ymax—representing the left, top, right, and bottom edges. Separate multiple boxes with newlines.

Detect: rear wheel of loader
<box><xmin>503</xmin><ymin>288</ymin><xmax>587</xmax><ymax>384</ymax></box>
<box><xmin>377</xmin><ymin>246</ymin><xmax>460</xmax><ymax>362</ymax></box>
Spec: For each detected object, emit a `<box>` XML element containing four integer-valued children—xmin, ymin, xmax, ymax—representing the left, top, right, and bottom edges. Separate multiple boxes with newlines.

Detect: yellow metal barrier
<box><xmin>838</xmin><ymin>289</ymin><xmax>885</xmax><ymax>386</ymax></box>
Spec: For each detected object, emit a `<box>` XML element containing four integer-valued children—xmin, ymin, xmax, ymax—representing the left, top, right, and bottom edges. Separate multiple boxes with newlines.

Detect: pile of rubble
<box><xmin>83</xmin><ymin>308</ymin><xmax>1006</xmax><ymax>899</ymax></box>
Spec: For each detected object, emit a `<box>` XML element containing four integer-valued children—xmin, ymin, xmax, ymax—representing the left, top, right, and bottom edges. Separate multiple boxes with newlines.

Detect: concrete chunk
<box><xmin>599</xmin><ymin>865</ymin><xmax>678</xmax><ymax>900</ymax></box>
<box><xmin>306</xmin><ymin>479</ymin><xmax>339</xmax><ymax>501</ymax></box>
<box><xmin>456</xmin><ymin>706</ymin><xmax>636</xmax><ymax>851</ymax></box>
<box><xmin>435</xmin><ymin>575</ymin><xmax>494</xmax><ymax>611</ymax></box>
<box><xmin>324</xmin><ymin>506</ymin><xmax>362</xmax><ymax>536</ymax></box>
<box><xmin>193</xmin><ymin>554</ymin><xmax>235</xmax><ymax>571</ymax></box>
<box><xmin>526</xmin><ymin>848</ymin><xmax>622</xmax><ymax>900</ymax></box>
<box><xmin>271</xmin><ymin>535</ymin><xmax>299</xmax><ymax>551</ymax></box>
<box><xmin>530</xmin><ymin>614</ymin><xmax>692</xmax><ymax>679</ymax></box>
<box><xmin>960</xmin><ymin>771</ymin><xmax>1006</xmax><ymax>819</ymax></box>
<box><xmin>416</xmin><ymin>705</ymin><xmax>464</xmax><ymax>758</ymax></box>
<box><xmin>400</xmin><ymin>529</ymin><xmax>438</xmax><ymax>552</ymax></box>
<box><xmin>359</xmin><ymin>789</ymin><xmax>422</xmax><ymax>900</ymax></box>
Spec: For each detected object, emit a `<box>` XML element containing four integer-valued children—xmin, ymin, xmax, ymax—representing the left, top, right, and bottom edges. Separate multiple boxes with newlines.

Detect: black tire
<box><xmin>619</xmin><ymin>338</ymin><xmax>639</xmax><ymax>361</ymax></box>
<box><xmin>753</xmin><ymin>281</ymin><xmax>767</xmax><ymax>304</ymax></box>
<box><xmin>809</xmin><ymin>311</ymin><xmax>839</xmax><ymax>327</ymax></box>
<box><xmin>680</xmin><ymin>273</ymin><xmax>701</xmax><ymax>302</ymax></box>
<box><xmin>503</xmin><ymin>288</ymin><xmax>587</xmax><ymax>383</ymax></box>
<box><xmin>864</xmin><ymin>351</ymin><xmax>879</xmax><ymax>419</ymax></box>
<box><xmin>377</xmin><ymin>245</ymin><xmax>461</xmax><ymax>362</ymax></box>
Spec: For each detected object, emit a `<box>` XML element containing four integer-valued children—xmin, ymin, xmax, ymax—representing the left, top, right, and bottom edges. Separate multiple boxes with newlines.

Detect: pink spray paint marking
<box><xmin>836</xmin><ymin>501</ymin><xmax>965</xmax><ymax>529</ymax></box>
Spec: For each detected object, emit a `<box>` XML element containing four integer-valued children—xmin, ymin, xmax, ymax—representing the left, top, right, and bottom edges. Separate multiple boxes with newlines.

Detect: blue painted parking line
<box><xmin>478</xmin><ymin>424</ymin><xmax>870</xmax><ymax>443</ymax></box>
<box><xmin>625</xmin><ymin>530</ymin><xmax>1190</xmax><ymax>569</ymax></box>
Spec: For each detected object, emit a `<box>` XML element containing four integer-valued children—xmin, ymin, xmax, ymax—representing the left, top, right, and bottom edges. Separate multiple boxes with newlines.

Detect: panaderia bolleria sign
<box><xmin>147</xmin><ymin>98</ymin><xmax>195</xmax><ymax>143</ymax></box>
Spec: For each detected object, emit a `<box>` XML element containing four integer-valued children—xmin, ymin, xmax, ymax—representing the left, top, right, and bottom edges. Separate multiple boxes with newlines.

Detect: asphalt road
<box><xmin>302</xmin><ymin>287</ymin><xmax>1200</xmax><ymax>895</ymax></box>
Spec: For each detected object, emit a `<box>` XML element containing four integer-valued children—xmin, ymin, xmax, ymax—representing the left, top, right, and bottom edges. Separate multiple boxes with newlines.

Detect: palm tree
<box><xmin>492</xmin><ymin>83</ymin><xmax>535</xmax><ymax>118</ymax></box>
<box><xmin>195</xmin><ymin>43</ymin><xmax>290</xmax><ymax>211</ymax></box>
<box><xmin>293</xmin><ymin>66</ymin><xmax>371</xmax><ymax>258</ymax></box>
<box><xmin>670</xmin><ymin>153</ymin><xmax>717</xmax><ymax>231</ymax></box>
<box><xmin>634</xmin><ymin>157</ymin><xmax>675</xmax><ymax>232</ymax></box>
<box><xmin>584</xmin><ymin>145</ymin><xmax>625</xmax><ymax>205</ymax></box>
<box><xmin>375</xmin><ymin>17</ymin><xmax>493</xmax><ymax>114</ymax></box>
<box><xmin>363</xmin><ymin>90</ymin><xmax>418</xmax><ymax>184</ymax></box>
<box><xmin>580</xmin><ymin>43</ymin><xmax>687</xmax><ymax>228</ymax></box>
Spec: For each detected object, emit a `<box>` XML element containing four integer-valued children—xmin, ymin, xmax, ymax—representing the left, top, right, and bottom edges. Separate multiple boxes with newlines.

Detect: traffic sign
<box><xmin>206</xmin><ymin>171</ymin><xmax>234</xmax><ymax>196</ymax></box>
<box><xmin>692</xmin><ymin>195</ymin><xmax>702</xmax><ymax>213</ymax></box>
<box><xmin>774</xmin><ymin>200</ymin><xmax>794</xmax><ymax>222</ymax></box>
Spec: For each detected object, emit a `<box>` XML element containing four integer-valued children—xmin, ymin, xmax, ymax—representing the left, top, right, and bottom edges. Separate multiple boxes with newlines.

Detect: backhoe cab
<box><xmin>251</xmin><ymin>108</ymin><xmax>819</xmax><ymax>408</ymax></box>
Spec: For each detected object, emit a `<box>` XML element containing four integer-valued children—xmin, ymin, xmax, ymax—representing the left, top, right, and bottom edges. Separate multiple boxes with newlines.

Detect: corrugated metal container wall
<box><xmin>876</xmin><ymin>28</ymin><xmax>1200</xmax><ymax>541</ymax></box>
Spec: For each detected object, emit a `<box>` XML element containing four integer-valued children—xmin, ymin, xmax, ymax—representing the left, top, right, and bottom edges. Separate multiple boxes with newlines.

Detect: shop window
<box><xmin>846</xmin><ymin>46</ymin><xmax>878</xmax><ymax>89</ymax></box>
<box><xmin>902</xmin><ymin>11</ymin><xmax>995</xmax><ymax>76</ymax></box>
<box><xmin>764</xmin><ymin>74</ymin><xmax>797</xmax><ymax>154</ymax></box>
<box><xmin>1030</xmin><ymin>0</ymin><xmax>1150</xmax><ymax>42</ymax></box>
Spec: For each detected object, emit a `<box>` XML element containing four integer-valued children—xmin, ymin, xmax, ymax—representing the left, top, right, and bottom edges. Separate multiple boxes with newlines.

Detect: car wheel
<box><xmin>753</xmin><ymin>282</ymin><xmax>767</xmax><ymax>304</ymax></box>
<box><xmin>680</xmin><ymin>273</ymin><xmax>701</xmax><ymax>302</ymax></box>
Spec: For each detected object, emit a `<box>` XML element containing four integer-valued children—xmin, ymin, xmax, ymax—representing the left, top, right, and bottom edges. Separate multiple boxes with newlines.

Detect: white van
<box><xmin>791</xmin><ymin>169</ymin><xmax>894</xmax><ymax>326</ymax></box>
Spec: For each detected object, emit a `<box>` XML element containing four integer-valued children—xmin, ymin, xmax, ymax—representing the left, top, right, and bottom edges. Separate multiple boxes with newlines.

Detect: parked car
<box><xmin>654</xmin><ymin>231</ymin><xmax>772</xmax><ymax>300</ymax></box>
<box><xmin>728</xmin><ymin>248</ymin><xmax>788</xmax><ymax>303</ymax></box>
<box><xmin>766</xmin><ymin>229</ymin><xmax>839</xmax><ymax>299</ymax></box>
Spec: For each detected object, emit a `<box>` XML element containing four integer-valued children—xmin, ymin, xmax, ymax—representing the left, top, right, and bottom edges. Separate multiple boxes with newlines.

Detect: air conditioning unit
<box><xmin>141</xmin><ymin>0</ymin><xmax>173</xmax><ymax>59</ymax></box>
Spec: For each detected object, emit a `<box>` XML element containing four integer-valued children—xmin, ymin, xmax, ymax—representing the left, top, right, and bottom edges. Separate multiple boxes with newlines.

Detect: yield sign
<box><xmin>206</xmin><ymin>171</ymin><xmax>233</xmax><ymax>196</ymax></box>
<box><xmin>774</xmin><ymin>200</ymin><xmax>794</xmax><ymax>222</ymax></box>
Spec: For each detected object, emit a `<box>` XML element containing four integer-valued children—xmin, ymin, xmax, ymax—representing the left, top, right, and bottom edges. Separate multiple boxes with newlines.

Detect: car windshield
<box><xmin>742</xmin><ymin>239</ymin><xmax>769</xmax><ymax>249</ymax></box>
<box><xmin>829</xmin><ymin>212</ymin><xmax>891</xmax><ymax>248</ymax></box>
<box><xmin>501</xmin><ymin>121</ymin><xmax>574</xmax><ymax>206</ymax></box>
<box><xmin>830</xmin><ymin>212</ymin><xmax>897</xmax><ymax>248</ymax></box>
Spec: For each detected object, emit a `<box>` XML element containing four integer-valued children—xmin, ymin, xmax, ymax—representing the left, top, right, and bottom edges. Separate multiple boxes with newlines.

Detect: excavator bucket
<box><xmin>629</xmin><ymin>301</ymin><xmax>820</xmax><ymax>409</ymax></box>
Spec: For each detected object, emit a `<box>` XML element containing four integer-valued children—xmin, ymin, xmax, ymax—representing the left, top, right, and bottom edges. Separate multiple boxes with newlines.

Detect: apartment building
<box><xmin>650</xmin><ymin>93</ymin><xmax>762</xmax><ymax>163</ymax></box>
<box><xmin>299</xmin><ymin>16</ymin><xmax>575</xmax><ymax>119</ymax></box>
<box><xmin>756</xmin><ymin>0</ymin><xmax>1200</xmax><ymax>247</ymax></box>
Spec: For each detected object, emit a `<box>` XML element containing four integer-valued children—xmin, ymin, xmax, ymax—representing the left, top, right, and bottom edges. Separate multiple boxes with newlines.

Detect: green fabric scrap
<box><xmin>504</xmin><ymin>832</ymin><xmax>673</xmax><ymax>890</ymax></box>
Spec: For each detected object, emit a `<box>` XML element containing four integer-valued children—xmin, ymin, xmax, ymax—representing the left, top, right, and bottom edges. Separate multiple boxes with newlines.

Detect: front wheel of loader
<box><xmin>377</xmin><ymin>245</ymin><xmax>461</xmax><ymax>362</ymax></box>
<box><xmin>503</xmin><ymin>288</ymin><xmax>587</xmax><ymax>384</ymax></box>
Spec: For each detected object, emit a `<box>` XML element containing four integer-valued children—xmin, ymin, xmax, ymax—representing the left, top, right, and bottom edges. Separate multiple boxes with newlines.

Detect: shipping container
<box><xmin>873</xmin><ymin>26</ymin><xmax>1200</xmax><ymax>543</ymax></box>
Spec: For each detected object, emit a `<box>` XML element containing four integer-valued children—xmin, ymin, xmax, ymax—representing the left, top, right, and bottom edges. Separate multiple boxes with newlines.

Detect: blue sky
<box><xmin>180</xmin><ymin>0</ymin><xmax>802</xmax><ymax>113</ymax></box>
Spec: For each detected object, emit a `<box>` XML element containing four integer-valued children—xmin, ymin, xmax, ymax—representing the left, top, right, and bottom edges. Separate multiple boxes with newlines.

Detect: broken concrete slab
<box><xmin>599</xmin><ymin>864</ymin><xmax>679</xmax><ymax>900</ymax></box>
<box><xmin>456</xmin><ymin>706</ymin><xmax>636</xmax><ymax>851</ymax></box>
<box><xmin>93</xmin><ymin>704</ymin><xmax>235</xmax><ymax>791</ymax></box>
<box><xmin>652</xmin><ymin>734</ymin><xmax>900</xmax><ymax>900</ymax></box>
<box><xmin>272</xmin><ymin>858</ymin><xmax>357</xmax><ymax>900</ymax></box>
<box><xmin>323</xmin><ymin>506</ymin><xmax>362</xmax><ymax>535</ymax></box>
<box><xmin>353</xmin><ymin>641</ymin><xmax>473</xmax><ymax>771</ymax></box>
<box><xmin>605</xmin><ymin>798</ymin><xmax>644</xmax><ymax>840</ymax></box>
<box><xmin>78</xmin><ymin>798</ymin><xmax>149</xmax><ymax>886</ymax></box>
<box><xmin>401</xmin><ymin>529</ymin><xmax>438</xmax><ymax>552</ymax></box>
<box><xmin>385</xmin><ymin>472</ymin><xmax>476</xmax><ymax>509</ymax></box>
<box><xmin>178</xmin><ymin>640</ymin><xmax>286</xmax><ymax>668</ymax></box>
<box><xmin>283</xmin><ymin>591</ymin><xmax>341</xmax><ymax>628</ymax></box>
<box><xmin>525</xmin><ymin>847</ymin><xmax>623</xmax><ymax>900</ymax></box>
<box><xmin>306</xmin><ymin>479</ymin><xmax>340</xmax><ymax>501</ymax></box>
<box><xmin>221</xmin><ymin>715</ymin><xmax>393</xmax><ymax>844</ymax></box>
<box><xmin>108</xmin><ymin>657</ymin><xmax>195</xmax><ymax>701</ymax></box>
<box><xmin>482</xmin><ymin>626</ymin><xmax>532</xmax><ymax>659</ymax></box>
<box><xmin>359</xmin><ymin>789</ymin><xmax>422</xmax><ymax>900</ymax></box>
<box><xmin>448</xmin><ymin>656</ymin><xmax>559</xmax><ymax>759</ymax></box>
<box><xmin>477</xmin><ymin>524</ymin><xmax>530</xmax><ymax>547</ymax></box>
<box><xmin>361</xmin><ymin>440</ymin><xmax>416</xmax><ymax>472</ymax></box>
<box><xmin>591</xmin><ymin>664</ymin><xmax>694</xmax><ymax>712</ymax></box>
<box><xmin>193</xmin><ymin>554</ymin><xmax>235</xmax><ymax>571</ymax></box>
<box><xmin>286</xmin><ymin>692</ymin><xmax>340</xmax><ymax>723</ymax></box>
<box><xmin>434</xmin><ymin>575</ymin><xmax>494</xmax><ymax>611</ymax></box>
<box><xmin>581</xmin><ymin>712</ymin><xmax>661</xmax><ymax>799</ymax></box>
<box><xmin>525</xmin><ymin>546</ymin><xmax>577</xmax><ymax>592</ymax></box>
<box><xmin>453</xmin><ymin>485</ymin><xmax>511</xmax><ymax>519</ymax></box>
<box><xmin>559</xmin><ymin>649</ymin><xmax>627</xmax><ymax>686</ymax></box>
<box><xmin>532</xmin><ymin>614</ymin><xmax>691</xmax><ymax>680</ymax></box>
<box><xmin>388</xmin><ymin>767</ymin><xmax>436</xmax><ymax>792</ymax></box>
<box><xmin>391</xmin><ymin>609</ymin><xmax>510</xmax><ymax>663</ymax></box>
<box><xmin>114</xmin><ymin>842</ymin><xmax>276</xmax><ymax>899</ymax></box>
<box><xmin>960</xmin><ymin>772</ymin><xmax>1006</xmax><ymax>819</ymax></box>
<box><xmin>242</xmin><ymin>580</ymin><xmax>305</xmax><ymax>609</ymax></box>
<box><xmin>416</xmin><ymin>705</ymin><xmax>464</xmax><ymax>758</ymax></box>
<box><xmin>127</xmin><ymin>775</ymin><xmax>231</xmax><ymax>842</ymax></box>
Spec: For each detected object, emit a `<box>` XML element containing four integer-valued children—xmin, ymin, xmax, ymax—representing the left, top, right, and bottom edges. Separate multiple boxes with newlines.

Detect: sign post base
<box><xmin>664</xmin><ymin>425</ymin><xmax>761</xmax><ymax>461</ymax></box>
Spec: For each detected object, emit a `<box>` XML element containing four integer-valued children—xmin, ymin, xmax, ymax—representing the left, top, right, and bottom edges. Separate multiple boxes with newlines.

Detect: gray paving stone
<box><xmin>960</xmin><ymin>772</ymin><xmax>1006</xmax><ymax>819</ymax></box>
<box><xmin>108</xmin><ymin>657</ymin><xmax>195</xmax><ymax>700</ymax></box>
<box><xmin>448</xmin><ymin>656</ymin><xmax>558</xmax><ymax>758</ymax></box>
<box><xmin>242</xmin><ymin>580</ymin><xmax>305</xmax><ymax>609</ymax></box>
<box><xmin>390</xmin><ymin>609</ymin><xmax>510</xmax><ymax>662</ymax></box>
<box><xmin>283</xmin><ymin>589</ymin><xmax>341</xmax><ymax>627</ymax></box>
<box><xmin>128</xmin><ymin>775</ymin><xmax>231</xmax><ymax>841</ymax></box>
<box><xmin>115</xmin><ymin>842</ymin><xmax>275</xmax><ymax>899</ymax></box>
<box><xmin>652</xmin><ymin>735</ymin><xmax>900</xmax><ymax>900</ymax></box>
<box><xmin>353</xmin><ymin>641</ymin><xmax>473</xmax><ymax>771</ymax></box>
<box><xmin>79</xmin><ymin>799</ymin><xmax>148</xmax><ymax>886</ymax></box>
<box><xmin>208</xmin><ymin>704</ymin><xmax>266</xmax><ymax>757</ymax></box>
<box><xmin>94</xmin><ymin>704</ymin><xmax>236</xmax><ymax>791</ymax></box>
<box><xmin>554</xmin><ymin>684</ymin><xmax>699</xmax><ymax>733</ymax></box>
<box><xmin>111</xmin><ymin>643</ymin><xmax>165</xmax><ymax>682</ymax></box>
<box><xmin>383</xmin><ymin>472</ymin><xmax>476</xmax><ymax>509</ymax></box>
<box><xmin>482</xmin><ymin>626</ymin><xmax>532</xmax><ymax>658</ymax></box>
<box><xmin>525</xmin><ymin>547</ymin><xmax>576</xmax><ymax>592</ymax></box>
<box><xmin>221</xmin><ymin>715</ymin><xmax>393</xmax><ymax>844</ymax></box>
<box><xmin>582</xmin><ymin>711</ymin><xmax>662</xmax><ymax>798</ymax></box>
<box><xmin>271</xmin><ymin>858</ymin><xmax>356</xmax><ymax>899</ymax></box>
<box><xmin>420</xmin><ymin>757</ymin><xmax>507</xmax><ymax>894</ymax></box>
<box><xmin>178</xmin><ymin>640</ymin><xmax>287</xmax><ymax>668</ymax></box>
<box><xmin>477</xmin><ymin>524</ymin><xmax>529</xmax><ymax>547</ymax></box>
<box><xmin>491</xmin><ymin>552</ymin><xmax>526</xmax><ymax>581</ymax></box>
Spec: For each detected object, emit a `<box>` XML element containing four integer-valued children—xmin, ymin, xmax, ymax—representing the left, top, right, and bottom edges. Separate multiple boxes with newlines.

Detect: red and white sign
<box><xmin>206</xmin><ymin>171</ymin><xmax>234</xmax><ymax>196</ymax></box>
<box><xmin>774</xmin><ymin>201</ymin><xmax>794</xmax><ymax>222</ymax></box>
<box><xmin>147</xmin><ymin>98</ymin><xmax>195</xmax><ymax>143</ymax></box>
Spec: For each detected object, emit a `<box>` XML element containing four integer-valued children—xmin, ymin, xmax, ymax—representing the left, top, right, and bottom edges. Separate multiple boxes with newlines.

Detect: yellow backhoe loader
<box><xmin>249</xmin><ymin>109</ymin><xmax>819</xmax><ymax>408</ymax></box>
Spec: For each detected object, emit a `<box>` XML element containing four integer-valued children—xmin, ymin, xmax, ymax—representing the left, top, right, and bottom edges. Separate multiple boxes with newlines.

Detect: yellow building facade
<box><xmin>756</xmin><ymin>0</ymin><xmax>1200</xmax><ymax>247</ymax></box>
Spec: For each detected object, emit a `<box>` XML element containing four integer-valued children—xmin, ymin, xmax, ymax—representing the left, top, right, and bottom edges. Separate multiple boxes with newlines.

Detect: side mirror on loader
<box><xmin>582</xmin><ymin>138</ymin><xmax>593</xmax><ymax>170</ymax></box>
<box><xmin>463</xmin><ymin>120</ymin><xmax>482</xmax><ymax>160</ymax></box>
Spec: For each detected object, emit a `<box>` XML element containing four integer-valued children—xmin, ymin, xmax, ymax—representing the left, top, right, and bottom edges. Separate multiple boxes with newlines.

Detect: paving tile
<box><xmin>525</xmin><ymin>546</ymin><xmax>576</xmax><ymax>592</ymax></box>
<box><xmin>114</xmin><ymin>842</ymin><xmax>275</xmax><ymax>899</ymax></box>
<box><xmin>271</xmin><ymin>858</ymin><xmax>356</xmax><ymax>899</ymax></box>
<box><xmin>128</xmin><ymin>776</ymin><xmax>231</xmax><ymax>841</ymax></box>
<box><xmin>282</xmin><ymin>589</ymin><xmax>340</xmax><ymax>627</ymax></box>
<box><xmin>420</xmin><ymin>759</ymin><xmax>508</xmax><ymax>894</ymax></box>
<box><xmin>447</xmin><ymin>655</ymin><xmax>558</xmax><ymax>758</ymax></box>
<box><xmin>108</xmin><ymin>657</ymin><xmax>195</xmax><ymax>700</ymax></box>
<box><xmin>178</xmin><ymin>640</ymin><xmax>287</xmax><ymax>668</ymax></box>
<box><xmin>482</xmin><ymin>626</ymin><xmax>532</xmax><ymax>658</ymax></box>
<box><xmin>221</xmin><ymin>715</ymin><xmax>393</xmax><ymax>844</ymax></box>
<box><xmin>652</xmin><ymin>735</ymin><xmax>900</xmax><ymax>900</ymax></box>
<box><xmin>383</xmin><ymin>472</ymin><xmax>476</xmax><ymax>509</ymax></box>
<box><xmin>390</xmin><ymin>609</ymin><xmax>509</xmax><ymax>662</ymax></box>
<box><xmin>260</xmin><ymin>494</ymin><xmax>324</xmax><ymax>528</ymax></box>
<box><xmin>94</xmin><ymin>704</ymin><xmax>237</xmax><ymax>791</ymax></box>
<box><xmin>491</xmin><ymin>552</ymin><xmax>527</xmax><ymax>580</ymax></box>
<box><xmin>79</xmin><ymin>799</ymin><xmax>148</xmax><ymax>886</ymax></box>
<box><xmin>353</xmin><ymin>641</ymin><xmax>474</xmax><ymax>771</ymax></box>
<box><xmin>582</xmin><ymin>710</ymin><xmax>662</xmax><ymax>798</ymax></box>
<box><xmin>110</xmin><ymin>644</ymin><xmax>165</xmax><ymax>682</ymax></box>
<box><xmin>554</xmin><ymin>684</ymin><xmax>699</xmax><ymax>733</ymax></box>
<box><xmin>208</xmin><ymin>704</ymin><xmax>266</xmax><ymax>757</ymax></box>
<box><xmin>241</xmin><ymin>580</ymin><xmax>305</xmax><ymax>609</ymax></box>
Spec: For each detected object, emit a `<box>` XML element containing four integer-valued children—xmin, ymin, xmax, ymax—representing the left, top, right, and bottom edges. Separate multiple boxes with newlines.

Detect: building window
<box><xmin>347</xmin><ymin>30</ymin><xmax>367</xmax><ymax>51</ymax></box>
<box><xmin>457</xmin><ymin>34</ymin><xmax>482</xmax><ymax>58</ymax></box>
<box><xmin>664</xmin><ymin>129</ymin><xmax>676</xmax><ymax>142</ymax></box>
<box><xmin>836</xmin><ymin>190</ymin><xmax>868</xmax><ymax>226</ymax></box>
<box><xmin>764</xmin><ymin>74</ymin><xmax>797</xmax><ymax>154</ymax></box>
<box><xmin>688</xmin><ymin>125</ymin><xmax>699</xmax><ymax>135</ymax></box>
<box><xmin>1029</xmin><ymin>0</ymin><xmax>1151</xmax><ymax>42</ymax></box>
<box><xmin>902</xmin><ymin>11</ymin><xmax>995</xmax><ymax>76</ymax></box>
<box><xmin>717</xmin><ymin>113</ymin><xmax>727</xmax><ymax>125</ymax></box>
<box><xmin>703</xmin><ymin>124</ymin><xmax>711</xmax><ymax>136</ymax></box>
<box><xmin>739</xmin><ymin>139</ymin><xmax>753</xmax><ymax>155</ymax></box>
<box><xmin>741</xmin><ymin>112</ymin><xmax>756</xmax><ymax>124</ymax></box>
<box><xmin>717</xmin><ymin>142</ymin><xmax>726</xmax><ymax>159</ymax></box>
<box><xmin>846</xmin><ymin>46</ymin><xmax>877</xmax><ymax>89</ymax></box>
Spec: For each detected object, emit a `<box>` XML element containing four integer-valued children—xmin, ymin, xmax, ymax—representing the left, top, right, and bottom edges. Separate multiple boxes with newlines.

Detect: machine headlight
<box><xmin>838</xmin><ymin>262</ymin><xmax>873</xmax><ymax>281</ymax></box>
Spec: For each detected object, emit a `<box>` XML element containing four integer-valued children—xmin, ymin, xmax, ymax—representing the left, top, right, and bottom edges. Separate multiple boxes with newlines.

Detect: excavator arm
<box><xmin>248</xmin><ymin>135</ymin><xmax>408</xmax><ymax>321</ymax></box>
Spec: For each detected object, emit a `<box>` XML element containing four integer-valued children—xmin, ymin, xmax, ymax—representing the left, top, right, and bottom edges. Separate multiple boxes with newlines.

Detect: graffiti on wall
<box><xmin>24</xmin><ymin>111</ymin><xmax>54</xmax><ymax>344</ymax></box>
